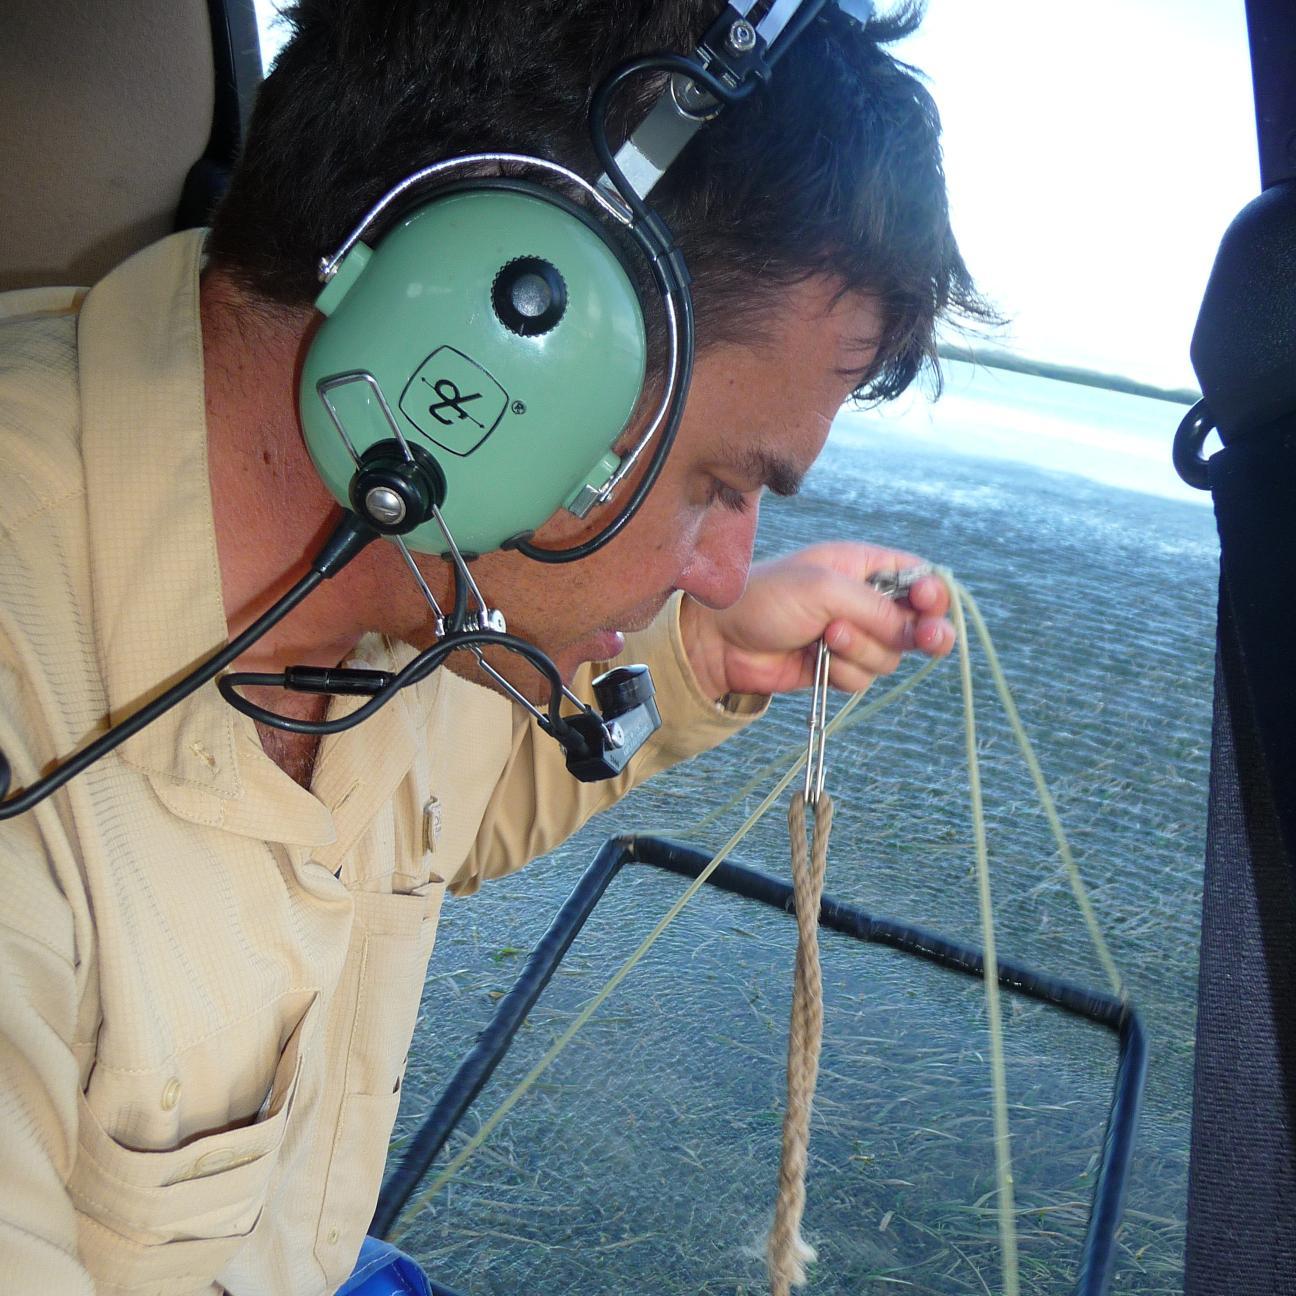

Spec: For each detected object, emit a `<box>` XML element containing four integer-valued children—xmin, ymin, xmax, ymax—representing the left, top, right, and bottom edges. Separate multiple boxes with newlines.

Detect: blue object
<box><xmin>337</xmin><ymin>1236</ymin><xmax>432</xmax><ymax>1296</ymax></box>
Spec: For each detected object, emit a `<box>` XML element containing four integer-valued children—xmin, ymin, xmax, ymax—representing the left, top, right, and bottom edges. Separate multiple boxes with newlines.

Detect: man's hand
<box><xmin>678</xmin><ymin>542</ymin><xmax>955</xmax><ymax>700</ymax></box>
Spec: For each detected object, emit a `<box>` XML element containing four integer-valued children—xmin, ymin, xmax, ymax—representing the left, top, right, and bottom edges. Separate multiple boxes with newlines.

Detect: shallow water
<box><xmin>392</xmin><ymin>394</ymin><xmax>1217</xmax><ymax>1294</ymax></box>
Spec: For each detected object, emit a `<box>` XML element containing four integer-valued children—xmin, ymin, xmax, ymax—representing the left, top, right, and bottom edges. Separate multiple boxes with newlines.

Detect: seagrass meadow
<box><xmin>389</xmin><ymin>384</ymin><xmax>1216</xmax><ymax>1295</ymax></box>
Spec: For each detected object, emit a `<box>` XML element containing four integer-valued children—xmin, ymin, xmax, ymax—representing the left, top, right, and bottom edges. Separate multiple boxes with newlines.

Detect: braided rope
<box><xmin>767</xmin><ymin>792</ymin><xmax>834</xmax><ymax>1294</ymax></box>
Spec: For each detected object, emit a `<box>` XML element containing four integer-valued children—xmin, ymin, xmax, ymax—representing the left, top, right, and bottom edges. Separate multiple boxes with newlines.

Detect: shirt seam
<box><xmin>0</xmin><ymin>917</ymin><xmax>76</xmax><ymax>969</ymax></box>
<box><xmin>88</xmin><ymin>985</ymin><xmax>321</xmax><ymax>1074</ymax></box>
<box><xmin>75</xmin><ymin>1212</ymin><xmax>230</xmax><ymax>1269</ymax></box>
<box><xmin>0</xmin><ymin>483</ymin><xmax>88</xmax><ymax>540</ymax></box>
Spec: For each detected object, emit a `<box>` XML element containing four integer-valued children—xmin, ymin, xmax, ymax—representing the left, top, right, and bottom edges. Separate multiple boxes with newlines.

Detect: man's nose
<box><xmin>677</xmin><ymin>503</ymin><xmax>760</xmax><ymax>610</ymax></box>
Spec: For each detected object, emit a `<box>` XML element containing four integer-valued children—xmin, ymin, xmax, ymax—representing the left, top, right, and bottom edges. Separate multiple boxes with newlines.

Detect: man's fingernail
<box><xmin>901</xmin><ymin>621</ymin><xmax>917</xmax><ymax>649</ymax></box>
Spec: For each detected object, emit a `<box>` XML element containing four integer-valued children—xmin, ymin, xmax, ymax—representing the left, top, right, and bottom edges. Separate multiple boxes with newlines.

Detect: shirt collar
<box><xmin>76</xmin><ymin>231</ymin><xmax>435</xmax><ymax>848</ymax></box>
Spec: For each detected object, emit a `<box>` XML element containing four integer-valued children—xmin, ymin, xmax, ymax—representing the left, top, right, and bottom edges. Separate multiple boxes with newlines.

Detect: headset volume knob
<box><xmin>492</xmin><ymin>257</ymin><xmax>567</xmax><ymax>337</ymax></box>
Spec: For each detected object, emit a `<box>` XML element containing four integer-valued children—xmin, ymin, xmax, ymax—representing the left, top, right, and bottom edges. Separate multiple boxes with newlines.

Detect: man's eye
<box><xmin>706</xmin><ymin>479</ymin><xmax>755</xmax><ymax>514</ymax></box>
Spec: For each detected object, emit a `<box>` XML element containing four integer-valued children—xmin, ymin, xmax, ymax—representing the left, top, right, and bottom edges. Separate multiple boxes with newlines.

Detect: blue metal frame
<box><xmin>374</xmin><ymin>834</ymin><xmax>1147</xmax><ymax>1295</ymax></box>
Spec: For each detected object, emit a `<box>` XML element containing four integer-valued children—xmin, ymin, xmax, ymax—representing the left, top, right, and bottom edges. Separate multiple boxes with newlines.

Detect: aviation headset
<box><xmin>0</xmin><ymin>0</ymin><xmax>874</xmax><ymax>818</ymax></box>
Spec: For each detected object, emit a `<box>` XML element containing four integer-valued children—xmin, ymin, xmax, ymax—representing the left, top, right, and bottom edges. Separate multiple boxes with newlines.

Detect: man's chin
<box><xmin>553</xmin><ymin>629</ymin><xmax>627</xmax><ymax>681</ymax></box>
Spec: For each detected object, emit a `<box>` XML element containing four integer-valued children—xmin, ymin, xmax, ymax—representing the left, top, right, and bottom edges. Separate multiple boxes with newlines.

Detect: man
<box><xmin>0</xmin><ymin>1</ymin><xmax>987</xmax><ymax>1292</ymax></box>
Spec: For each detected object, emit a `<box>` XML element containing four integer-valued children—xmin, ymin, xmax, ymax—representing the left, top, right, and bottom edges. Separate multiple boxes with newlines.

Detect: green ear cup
<box><xmin>299</xmin><ymin>185</ymin><xmax>648</xmax><ymax>556</ymax></box>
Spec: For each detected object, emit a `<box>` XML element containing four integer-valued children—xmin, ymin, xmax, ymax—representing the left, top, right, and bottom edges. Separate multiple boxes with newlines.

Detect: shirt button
<box><xmin>193</xmin><ymin>1148</ymin><xmax>236</xmax><ymax>1176</ymax></box>
<box><xmin>161</xmin><ymin>1078</ymin><xmax>181</xmax><ymax>1110</ymax></box>
<box><xmin>327</xmin><ymin>1227</ymin><xmax>341</xmax><ymax>1245</ymax></box>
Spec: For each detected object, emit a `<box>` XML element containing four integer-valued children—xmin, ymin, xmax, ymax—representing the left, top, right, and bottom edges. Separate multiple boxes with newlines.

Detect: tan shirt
<box><xmin>0</xmin><ymin>232</ymin><xmax>762</xmax><ymax>1295</ymax></box>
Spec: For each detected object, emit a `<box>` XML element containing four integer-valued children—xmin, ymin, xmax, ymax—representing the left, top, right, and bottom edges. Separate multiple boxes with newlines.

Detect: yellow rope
<box><xmin>949</xmin><ymin>577</ymin><xmax>1019</xmax><ymax>1296</ymax></box>
<box><xmin>389</xmin><ymin>569</ymin><xmax>1123</xmax><ymax>1296</ymax></box>
<box><xmin>957</xmin><ymin>585</ymin><xmax>1124</xmax><ymax>999</ymax></box>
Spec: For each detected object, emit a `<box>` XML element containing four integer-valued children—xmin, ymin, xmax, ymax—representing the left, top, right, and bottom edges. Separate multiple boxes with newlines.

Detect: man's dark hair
<box><xmin>208</xmin><ymin>1</ymin><xmax>990</xmax><ymax>401</ymax></box>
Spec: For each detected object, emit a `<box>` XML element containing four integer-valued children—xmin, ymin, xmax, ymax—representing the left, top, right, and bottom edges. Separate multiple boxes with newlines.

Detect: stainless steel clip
<box><xmin>803</xmin><ymin>639</ymin><xmax>831</xmax><ymax>804</ymax></box>
<box><xmin>802</xmin><ymin>563</ymin><xmax>937</xmax><ymax>803</ymax></box>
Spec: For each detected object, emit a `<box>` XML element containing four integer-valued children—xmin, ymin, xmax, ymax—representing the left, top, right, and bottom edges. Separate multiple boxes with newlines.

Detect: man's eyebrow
<box><xmin>736</xmin><ymin>448</ymin><xmax>805</xmax><ymax>498</ymax></box>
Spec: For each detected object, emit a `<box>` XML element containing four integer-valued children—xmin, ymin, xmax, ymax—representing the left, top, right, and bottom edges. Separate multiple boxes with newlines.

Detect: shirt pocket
<box><xmin>69</xmin><ymin>993</ymin><xmax>317</xmax><ymax>1295</ymax></box>
<box><xmin>314</xmin><ymin>877</ymin><xmax>445</xmax><ymax>1285</ymax></box>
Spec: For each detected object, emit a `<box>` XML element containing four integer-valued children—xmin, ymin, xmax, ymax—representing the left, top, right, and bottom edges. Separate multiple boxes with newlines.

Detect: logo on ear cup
<box><xmin>398</xmin><ymin>346</ymin><xmax>511</xmax><ymax>456</ymax></box>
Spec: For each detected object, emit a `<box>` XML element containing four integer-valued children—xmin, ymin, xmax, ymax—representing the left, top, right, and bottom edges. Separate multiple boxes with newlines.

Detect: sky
<box><xmin>894</xmin><ymin>0</ymin><xmax>1258</xmax><ymax>391</ymax></box>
